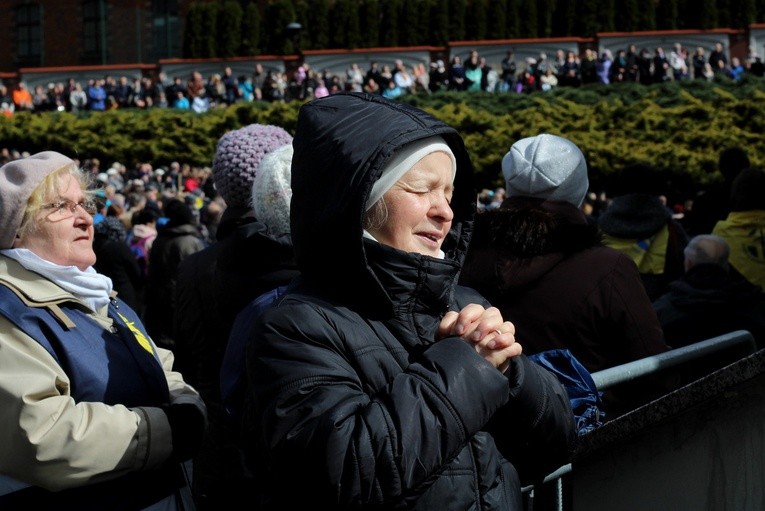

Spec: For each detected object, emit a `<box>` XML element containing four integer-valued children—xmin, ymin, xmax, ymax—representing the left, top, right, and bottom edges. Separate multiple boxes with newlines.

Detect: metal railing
<box><xmin>591</xmin><ymin>330</ymin><xmax>757</xmax><ymax>390</ymax></box>
<box><xmin>522</xmin><ymin>329</ymin><xmax>758</xmax><ymax>511</ymax></box>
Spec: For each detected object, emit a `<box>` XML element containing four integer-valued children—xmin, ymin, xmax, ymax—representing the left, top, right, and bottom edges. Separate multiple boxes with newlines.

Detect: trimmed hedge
<box><xmin>1</xmin><ymin>76</ymin><xmax>763</xmax><ymax>196</ymax></box>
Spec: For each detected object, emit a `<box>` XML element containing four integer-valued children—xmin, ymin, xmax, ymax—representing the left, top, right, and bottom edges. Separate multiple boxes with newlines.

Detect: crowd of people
<box><xmin>1</xmin><ymin>40</ymin><xmax>763</xmax><ymax>118</ymax></box>
<box><xmin>0</xmin><ymin>89</ymin><xmax>763</xmax><ymax>510</ymax></box>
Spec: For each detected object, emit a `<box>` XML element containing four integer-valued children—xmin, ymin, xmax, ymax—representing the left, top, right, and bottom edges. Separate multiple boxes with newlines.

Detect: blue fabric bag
<box><xmin>529</xmin><ymin>349</ymin><xmax>605</xmax><ymax>435</ymax></box>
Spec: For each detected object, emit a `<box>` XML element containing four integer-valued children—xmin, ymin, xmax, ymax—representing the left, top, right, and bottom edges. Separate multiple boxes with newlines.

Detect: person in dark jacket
<box><xmin>598</xmin><ymin>163</ymin><xmax>689</xmax><ymax>301</ymax></box>
<box><xmin>682</xmin><ymin>147</ymin><xmax>750</xmax><ymax>236</ymax></box>
<box><xmin>92</xmin><ymin>215</ymin><xmax>144</xmax><ymax>311</ymax></box>
<box><xmin>460</xmin><ymin>134</ymin><xmax>668</xmax><ymax>382</ymax></box>
<box><xmin>174</xmin><ymin>124</ymin><xmax>296</xmax><ymax>510</ymax></box>
<box><xmin>653</xmin><ymin>234</ymin><xmax>765</xmax><ymax>349</ymax></box>
<box><xmin>143</xmin><ymin>198</ymin><xmax>204</xmax><ymax>350</ymax></box>
<box><xmin>242</xmin><ymin>92</ymin><xmax>576</xmax><ymax>510</ymax></box>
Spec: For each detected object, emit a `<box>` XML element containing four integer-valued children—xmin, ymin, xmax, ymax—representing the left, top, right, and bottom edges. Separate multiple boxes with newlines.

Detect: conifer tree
<box><xmin>699</xmin><ymin>0</ymin><xmax>718</xmax><ymax>29</ymax></box>
<box><xmin>240</xmin><ymin>2</ymin><xmax>261</xmax><ymax>55</ymax></box>
<box><xmin>506</xmin><ymin>0</ymin><xmax>520</xmax><ymax>38</ymax></box>
<box><xmin>466</xmin><ymin>0</ymin><xmax>489</xmax><ymax>40</ymax></box>
<box><xmin>559</xmin><ymin>0</ymin><xmax>578</xmax><ymax>36</ymax></box>
<box><xmin>488</xmin><ymin>0</ymin><xmax>508</xmax><ymax>39</ymax></box>
<box><xmin>182</xmin><ymin>3</ymin><xmax>205</xmax><ymax>58</ymax></box>
<box><xmin>599</xmin><ymin>0</ymin><xmax>616</xmax><ymax>33</ymax></box>
<box><xmin>382</xmin><ymin>0</ymin><xmax>403</xmax><ymax>47</ymax></box>
<box><xmin>399</xmin><ymin>0</ymin><xmax>420</xmax><ymax>46</ymax></box>
<box><xmin>640</xmin><ymin>0</ymin><xmax>656</xmax><ymax>31</ymax></box>
<box><xmin>413</xmin><ymin>0</ymin><xmax>433</xmax><ymax>46</ymax></box>
<box><xmin>657</xmin><ymin>0</ymin><xmax>679</xmax><ymax>29</ymax></box>
<box><xmin>732</xmin><ymin>0</ymin><xmax>757</xmax><ymax>28</ymax></box>
<box><xmin>717</xmin><ymin>0</ymin><xmax>731</xmax><ymax>28</ymax></box>
<box><xmin>449</xmin><ymin>0</ymin><xmax>467</xmax><ymax>41</ymax></box>
<box><xmin>521</xmin><ymin>0</ymin><xmax>539</xmax><ymax>38</ymax></box>
<box><xmin>330</xmin><ymin>0</ymin><xmax>361</xmax><ymax>49</ymax></box>
<box><xmin>537</xmin><ymin>0</ymin><xmax>557</xmax><ymax>38</ymax></box>
<box><xmin>430</xmin><ymin>0</ymin><xmax>450</xmax><ymax>45</ymax></box>
<box><xmin>201</xmin><ymin>3</ymin><xmax>219</xmax><ymax>57</ymax></box>
<box><xmin>577</xmin><ymin>0</ymin><xmax>598</xmax><ymax>37</ymax></box>
<box><xmin>218</xmin><ymin>1</ymin><xmax>242</xmax><ymax>58</ymax></box>
<box><xmin>262</xmin><ymin>0</ymin><xmax>296</xmax><ymax>54</ymax></box>
<box><xmin>622</xmin><ymin>0</ymin><xmax>641</xmax><ymax>31</ymax></box>
<box><xmin>360</xmin><ymin>0</ymin><xmax>381</xmax><ymax>48</ymax></box>
<box><xmin>307</xmin><ymin>0</ymin><xmax>331</xmax><ymax>50</ymax></box>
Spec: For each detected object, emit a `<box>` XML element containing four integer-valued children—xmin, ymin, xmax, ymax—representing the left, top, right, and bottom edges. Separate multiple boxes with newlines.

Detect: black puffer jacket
<box><xmin>244</xmin><ymin>92</ymin><xmax>576</xmax><ymax>510</ymax></box>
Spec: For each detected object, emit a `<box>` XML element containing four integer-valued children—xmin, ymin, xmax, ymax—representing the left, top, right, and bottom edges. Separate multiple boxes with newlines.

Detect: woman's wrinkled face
<box><xmin>15</xmin><ymin>174</ymin><xmax>96</xmax><ymax>271</ymax></box>
<box><xmin>368</xmin><ymin>151</ymin><xmax>454</xmax><ymax>257</ymax></box>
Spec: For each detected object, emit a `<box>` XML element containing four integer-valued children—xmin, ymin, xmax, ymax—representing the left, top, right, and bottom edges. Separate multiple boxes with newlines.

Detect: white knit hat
<box><xmin>366</xmin><ymin>136</ymin><xmax>456</xmax><ymax>210</ymax></box>
<box><xmin>502</xmin><ymin>133</ymin><xmax>588</xmax><ymax>207</ymax></box>
<box><xmin>251</xmin><ymin>143</ymin><xmax>294</xmax><ymax>236</ymax></box>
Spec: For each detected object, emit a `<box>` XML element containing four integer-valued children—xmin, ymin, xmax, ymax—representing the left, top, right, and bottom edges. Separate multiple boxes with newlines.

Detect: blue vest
<box><xmin>0</xmin><ymin>285</ymin><xmax>184</xmax><ymax>510</ymax></box>
<box><xmin>0</xmin><ymin>285</ymin><xmax>169</xmax><ymax>406</ymax></box>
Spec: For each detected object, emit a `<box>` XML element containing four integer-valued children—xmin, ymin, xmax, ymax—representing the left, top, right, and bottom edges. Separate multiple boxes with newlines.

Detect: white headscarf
<box><xmin>366</xmin><ymin>136</ymin><xmax>456</xmax><ymax>210</ymax></box>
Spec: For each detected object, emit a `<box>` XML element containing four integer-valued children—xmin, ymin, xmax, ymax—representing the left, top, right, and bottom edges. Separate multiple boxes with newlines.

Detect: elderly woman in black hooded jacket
<box><xmin>243</xmin><ymin>92</ymin><xmax>576</xmax><ymax>510</ymax></box>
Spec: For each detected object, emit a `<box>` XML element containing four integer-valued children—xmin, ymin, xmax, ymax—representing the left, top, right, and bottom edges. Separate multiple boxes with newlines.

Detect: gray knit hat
<box><xmin>251</xmin><ymin>143</ymin><xmax>294</xmax><ymax>237</ymax></box>
<box><xmin>502</xmin><ymin>134</ymin><xmax>588</xmax><ymax>207</ymax></box>
<box><xmin>212</xmin><ymin>124</ymin><xmax>293</xmax><ymax>209</ymax></box>
<box><xmin>0</xmin><ymin>151</ymin><xmax>76</xmax><ymax>249</ymax></box>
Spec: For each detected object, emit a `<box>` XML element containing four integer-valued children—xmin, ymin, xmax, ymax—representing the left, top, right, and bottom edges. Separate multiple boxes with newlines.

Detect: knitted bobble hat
<box><xmin>251</xmin><ymin>143</ymin><xmax>294</xmax><ymax>237</ymax></box>
<box><xmin>212</xmin><ymin>124</ymin><xmax>293</xmax><ymax>209</ymax></box>
<box><xmin>502</xmin><ymin>133</ymin><xmax>588</xmax><ymax>207</ymax></box>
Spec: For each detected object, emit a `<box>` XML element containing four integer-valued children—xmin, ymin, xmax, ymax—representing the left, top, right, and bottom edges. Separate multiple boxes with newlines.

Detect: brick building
<box><xmin>0</xmin><ymin>0</ymin><xmax>199</xmax><ymax>73</ymax></box>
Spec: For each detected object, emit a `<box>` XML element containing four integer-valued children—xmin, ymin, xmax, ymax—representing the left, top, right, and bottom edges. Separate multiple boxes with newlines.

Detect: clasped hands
<box><xmin>438</xmin><ymin>304</ymin><xmax>521</xmax><ymax>373</ymax></box>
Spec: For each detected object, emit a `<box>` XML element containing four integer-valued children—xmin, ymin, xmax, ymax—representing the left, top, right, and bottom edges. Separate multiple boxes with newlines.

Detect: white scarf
<box><xmin>1</xmin><ymin>248</ymin><xmax>113</xmax><ymax>312</ymax></box>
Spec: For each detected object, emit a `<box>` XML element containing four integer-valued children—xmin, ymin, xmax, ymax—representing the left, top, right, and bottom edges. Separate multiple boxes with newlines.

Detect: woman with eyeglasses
<box><xmin>0</xmin><ymin>151</ymin><xmax>205</xmax><ymax>510</ymax></box>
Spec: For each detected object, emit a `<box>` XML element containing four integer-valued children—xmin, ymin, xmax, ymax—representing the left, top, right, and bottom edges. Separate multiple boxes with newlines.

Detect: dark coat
<box><xmin>92</xmin><ymin>234</ymin><xmax>144</xmax><ymax>311</ymax></box>
<box><xmin>174</xmin><ymin>208</ymin><xmax>297</xmax><ymax>404</ymax></box>
<box><xmin>461</xmin><ymin>198</ymin><xmax>668</xmax><ymax>375</ymax></box>
<box><xmin>173</xmin><ymin>209</ymin><xmax>298</xmax><ymax>506</ymax></box>
<box><xmin>243</xmin><ymin>92</ymin><xmax>576</xmax><ymax>510</ymax></box>
<box><xmin>143</xmin><ymin>222</ymin><xmax>204</xmax><ymax>349</ymax></box>
<box><xmin>92</xmin><ymin>217</ymin><xmax>144</xmax><ymax>311</ymax></box>
<box><xmin>598</xmin><ymin>193</ymin><xmax>689</xmax><ymax>301</ymax></box>
<box><xmin>653</xmin><ymin>263</ymin><xmax>765</xmax><ymax>349</ymax></box>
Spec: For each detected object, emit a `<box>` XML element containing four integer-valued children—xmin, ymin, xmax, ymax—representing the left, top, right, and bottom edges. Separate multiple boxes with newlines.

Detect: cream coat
<box><xmin>0</xmin><ymin>255</ymin><xmax>202</xmax><ymax>502</ymax></box>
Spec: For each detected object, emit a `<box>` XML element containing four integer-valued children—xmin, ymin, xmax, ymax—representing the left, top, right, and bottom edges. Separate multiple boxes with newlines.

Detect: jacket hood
<box><xmin>290</xmin><ymin>92</ymin><xmax>476</xmax><ymax>310</ymax></box>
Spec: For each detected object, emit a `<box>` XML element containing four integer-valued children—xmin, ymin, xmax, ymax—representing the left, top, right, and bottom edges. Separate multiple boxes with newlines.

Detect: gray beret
<box><xmin>0</xmin><ymin>151</ymin><xmax>75</xmax><ymax>249</ymax></box>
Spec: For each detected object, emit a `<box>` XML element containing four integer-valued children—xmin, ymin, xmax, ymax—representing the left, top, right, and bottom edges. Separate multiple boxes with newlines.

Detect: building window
<box><xmin>82</xmin><ymin>0</ymin><xmax>106</xmax><ymax>63</ymax></box>
<box><xmin>151</xmin><ymin>0</ymin><xmax>180</xmax><ymax>60</ymax></box>
<box><xmin>16</xmin><ymin>4</ymin><xmax>42</xmax><ymax>66</ymax></box>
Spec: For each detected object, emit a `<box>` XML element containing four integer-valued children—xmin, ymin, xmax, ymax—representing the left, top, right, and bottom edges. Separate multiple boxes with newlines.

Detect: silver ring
<box><xmin>494</xmin><ymin>329</ymin><xmax>502</xmax><ymax>337</ymax></box>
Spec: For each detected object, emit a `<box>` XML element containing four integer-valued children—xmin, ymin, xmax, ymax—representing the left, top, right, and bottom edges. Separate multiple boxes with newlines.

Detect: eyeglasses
<box><xmin>42</xmin><ymin>198</ymin><xmax>98</xmax><ymax>218</ymax></box>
